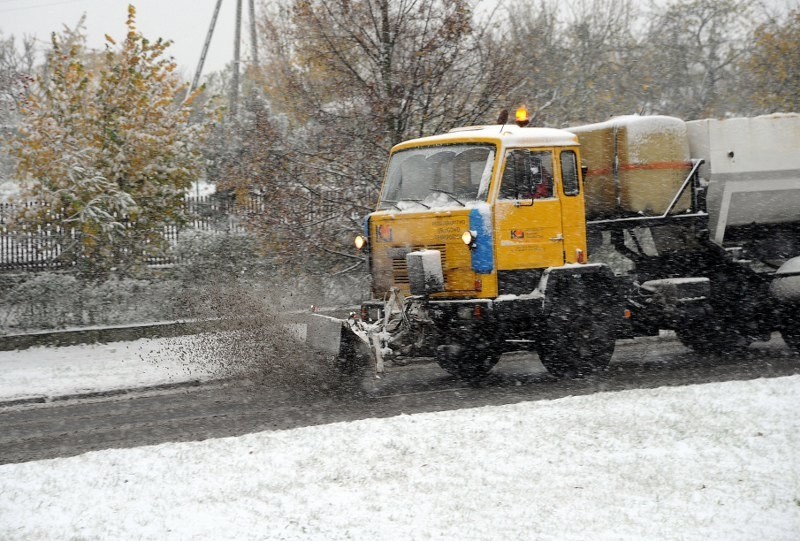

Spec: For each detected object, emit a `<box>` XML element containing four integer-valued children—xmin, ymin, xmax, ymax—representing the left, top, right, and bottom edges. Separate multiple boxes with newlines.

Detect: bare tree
<box><xmin>0</xmin><ymin>32</ymin><xmax>35</xmax><ymax>179</ymax></box>
<box><xmin>503</xmin><ymin>0</ymin><xmax>562</xmax><ymax>123</ymax></box>
<box><xmin>641</xmin><ymin>0</ymin><xmax>755</xmax><ymax>119</ymax></box>
<box><xmin>0</xmin><ymin>33</ymin><xmax>35</xmax><ymax>121</ymax></box>
<box><xmin>220</xmin><ymin>0</ymin><xmax>518</xmax><ymax>273</ymax></box>
<box><xmin>504</xmin><ymin>0</ymin><xmax>641</xmax><ymax>125</ymax></box>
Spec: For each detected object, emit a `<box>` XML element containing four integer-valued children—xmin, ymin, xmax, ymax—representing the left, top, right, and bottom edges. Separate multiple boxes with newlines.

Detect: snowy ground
<box><xmin>0</xmin><ymin>336</ymin><xmax>216</xmax><ymax>402</ymax></box>
<box><xmin>1</xmin><ymin>341</ymin><xmax>799</xmax><ymax>539</ymax></box>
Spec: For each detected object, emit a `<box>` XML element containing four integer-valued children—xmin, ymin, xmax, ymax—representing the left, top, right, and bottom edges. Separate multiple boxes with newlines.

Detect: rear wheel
<box><xmin>782</xmin><ymin>329</ymin><xmax>800</xmax><ymax>354</ymax></box>
<box><xmin>435</xmin><ymin>340</ymin><xmax>500</xmax><ymax>380</ymax></box>
<box><xmin>779</xmin><ymin>303</ymin><xmax>800</xmax><ymax>355</ymax></box>
<box><xmin>538</xmin><ymin>292</ymin><xmax>617</xmax><ymax>379</ymax></box>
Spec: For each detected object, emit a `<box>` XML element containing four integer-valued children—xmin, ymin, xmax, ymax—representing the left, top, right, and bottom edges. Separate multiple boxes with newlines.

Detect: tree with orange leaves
<box><xmin>744</xmin><ymin>9</ymin><xmax>800</xmax><ymax>113</ymax></box>
<box><xmin>12</xmin><ymin>5</ymin><xmax>212</xmax><ymax>275</ymax></box>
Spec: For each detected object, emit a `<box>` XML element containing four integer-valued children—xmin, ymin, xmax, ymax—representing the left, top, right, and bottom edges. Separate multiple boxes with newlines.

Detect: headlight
<box><xmin>354</xmin><ymin>235</ymin><xmax>367</xmax><ymax>250</ymax></box>
<box><xmin>461</xmin><ymin>230</ymin><xmax>477</xmax><ymax>246</ymax></box>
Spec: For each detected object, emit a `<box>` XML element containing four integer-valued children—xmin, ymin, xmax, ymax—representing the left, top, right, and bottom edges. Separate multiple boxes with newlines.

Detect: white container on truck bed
<box><xmin>686</xmin><ymin>114</ymin><xmax>800</xmax><ymax>244</ymax></box>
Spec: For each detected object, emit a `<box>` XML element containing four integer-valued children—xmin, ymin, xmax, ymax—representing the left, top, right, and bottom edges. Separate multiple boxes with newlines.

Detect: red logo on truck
<box><xmin>377</xmin><ymin>224</ymin><xmax>393</xmax><ymax>242</ymax></box>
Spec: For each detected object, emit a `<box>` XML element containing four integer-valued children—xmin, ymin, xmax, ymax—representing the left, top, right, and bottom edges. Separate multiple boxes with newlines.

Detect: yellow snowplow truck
<box><xmin>307</xmin><ymin>110</ymin><xmax>800</xmax><ymax>380</ymax></box>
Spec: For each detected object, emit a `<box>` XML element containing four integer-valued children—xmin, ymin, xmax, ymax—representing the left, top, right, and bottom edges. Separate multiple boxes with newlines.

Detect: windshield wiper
<box><xmin>429</xmin><ymin>189</ymin><xmax>466</xmax><ymax>206</ymax></box>
<box><xmin>380</xmin><ymin>199</ymin><xmax>403</xmax><ymax>211</ymax></box>
<box><xmin>381</xmin><ymin>198</ymin><xmax>431</xmax><ymax>210</ymax></box>
<box><xmin>403</xmin><ymin>199</ymin><xmax>431</xmax><ymax>209</ymax></box>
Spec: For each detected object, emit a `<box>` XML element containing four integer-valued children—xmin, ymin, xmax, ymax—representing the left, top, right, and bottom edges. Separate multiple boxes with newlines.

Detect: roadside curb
<box><xmin>0</xmin><ymin>378</ymin><xmax>206</xmax><ymax>409</ymax></box>
<box><xmin>0</xmin><ymin>320</ymin><xmax>223</xmax><ymax>352</ymax></box>
<box><xmin>0</xmin><ymin>309</ymin><xmax>356</xmax><ymax>352</ymax></box>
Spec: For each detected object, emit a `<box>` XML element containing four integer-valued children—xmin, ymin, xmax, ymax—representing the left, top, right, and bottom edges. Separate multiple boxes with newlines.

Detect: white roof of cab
<box><xmin>391</xmin><ymin>124</ymin><xmax>579</xmax><ymax>153</ymax></box>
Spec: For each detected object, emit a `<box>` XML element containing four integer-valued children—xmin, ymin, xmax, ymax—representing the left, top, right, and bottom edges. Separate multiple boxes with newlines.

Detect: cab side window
<box><xmin>500</xmin><ymin>150</ymin><xmax>525</xmax><ymax>199</ymax></box>
<box><xmin>560</xmin><ymin>150</ymin><xmax>580</xmax><ymax>196</ymax></box>
<box><xmin>530</xmin><ymin>152</ymin><xmax>554</xmax><ymax>198</ymax></box>
<box><xmin>499</xmin><ymin>150</ymin><xmax>554</xmax><ymax>200</ymax></box>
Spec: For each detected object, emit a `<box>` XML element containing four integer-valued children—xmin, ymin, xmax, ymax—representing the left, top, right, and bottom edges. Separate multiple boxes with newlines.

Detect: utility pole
<box><xmin>246</xmin><ymin>0</ymin><xmax>262</xmax><ymax>113</ymax></box>
<box><xmin>192</xmin><ymin>0</ymin><xmax>258</xmax><ymax>116</ymax></box>
<box><xmin>191</xmin><ymin>0</ymin><xmax>224</xmax><ymax>93</ymax></box>
<box><xmin>248</xmin><ymin>0</ymin><xmax>260</xmax><ymax>74</ymax></box>
<box><xmin>230</xmin><ymin>0</ymin><xmax>243</xmax><ymax>118</ymax></box>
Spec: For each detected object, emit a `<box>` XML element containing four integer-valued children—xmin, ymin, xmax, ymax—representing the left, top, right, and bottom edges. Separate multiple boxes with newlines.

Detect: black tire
<box><xmin>782</xmin><ymin>328</ymin><xmax>800</xmax><ymax>355</ymax></box>
<box><xmin>676</xmin><ymin>317</ymin><xmax>751</xmax><ymax>355</ymax></box>
<box><xmin>780</xmin><ymin>303</ymin><xmax>800</xmax><ymax>355</ymax></box>
<box><xmin>435</xmin><ymin>341</ymin><xmax>500</xmax><ymax>380</ymax></box>
<box><xmin>537</xmin><ymin>292</ymin><xmax>617</xmax><ymax>379</ymax></box>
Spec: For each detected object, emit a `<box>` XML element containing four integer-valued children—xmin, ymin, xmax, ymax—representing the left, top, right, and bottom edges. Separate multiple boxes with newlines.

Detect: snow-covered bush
<box><xmin>10</xmin><ymin>7</ymin><xmax>213</xmax><ymax>276</ymax></box>
<box><xmin>170</xmin><ymin>230</ymin><xmax>266</xmax><ymax>283</ymax></box>
<box><xmin>0</xmin><ymin>272</ymin><xmax>185</xmax><ymax>331</ymax></box>
<box><xmin>3</xmin><ymin>272</ymin><xmax>81</xmax><ymax>329</ymax></box>
<box><xmin>80</xmin><ymin>277</ymin><xmax>183</xmax><ymax>326</ymax></box>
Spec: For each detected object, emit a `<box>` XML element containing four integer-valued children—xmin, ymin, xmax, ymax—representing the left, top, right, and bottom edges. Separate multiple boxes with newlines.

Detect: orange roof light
<box><xmin>515</xmin><ymin>106</ymin><xmax>530</xmax><ymax>127</ymax></box>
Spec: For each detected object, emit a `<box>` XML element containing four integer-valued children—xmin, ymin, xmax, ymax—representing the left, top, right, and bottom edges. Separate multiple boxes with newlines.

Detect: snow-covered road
<box><xmin>1</xmin><ymin>377</ymin><xmax>799</xmax><ymax>539</ymax></box>
<box><xmin>0</xmin><ymin>339</ymin><xmax>799</xmax><ymax>539</ymax></box>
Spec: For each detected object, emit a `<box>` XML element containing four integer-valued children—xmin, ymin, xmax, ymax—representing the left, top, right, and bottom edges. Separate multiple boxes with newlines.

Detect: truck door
<box><xmin>556</xmin><ymin>149</ymin><xmax>588</xmax><ymax>263</ymax></box>
<box><xmin>494</xmin><ymin>149</ymin><xmax>566</xmax><ymax>270</ymax></box>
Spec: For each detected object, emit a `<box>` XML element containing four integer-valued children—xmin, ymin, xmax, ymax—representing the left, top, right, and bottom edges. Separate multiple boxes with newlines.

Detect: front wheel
<box><xmin>537</xmin><ymin>293</ymin><xmax>617</xmax><ymax>379</ymax></box>
<box><xmin>435</xmin><ymin>340</ymin><xmax>500</xmax><ymax>380</ymax></box>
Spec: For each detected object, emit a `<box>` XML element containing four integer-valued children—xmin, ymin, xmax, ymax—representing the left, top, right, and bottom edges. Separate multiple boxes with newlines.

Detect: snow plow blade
<box><xmin>305</xmin><ymin>314</ymin><xmax>351</xmax><ymax>356</ymax></box>
<box><xmin>303</xmin><ymin>313</ymin><xmax>374</xmax><ymax>376</ymax></box>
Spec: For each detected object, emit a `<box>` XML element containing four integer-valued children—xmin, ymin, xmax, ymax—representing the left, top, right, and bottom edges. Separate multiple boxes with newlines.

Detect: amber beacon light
<box><xmin>515</xmin><ymin>106</ymin><xmax>530</xmax><ymax>127</ymax></box>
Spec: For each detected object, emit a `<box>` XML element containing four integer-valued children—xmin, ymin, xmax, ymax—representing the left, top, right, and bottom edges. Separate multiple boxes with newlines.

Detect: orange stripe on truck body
<box><xmin>587</xmin><ymin>161</ymin><xmax>693</xmax><ymax>176</ymax></box>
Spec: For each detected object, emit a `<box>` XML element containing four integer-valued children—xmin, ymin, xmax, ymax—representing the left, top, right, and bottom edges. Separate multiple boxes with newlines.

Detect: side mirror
<box><xmin>581</xmin><ymin>165</ymin><xmax>589</xmax><ymax>181</ymax></box>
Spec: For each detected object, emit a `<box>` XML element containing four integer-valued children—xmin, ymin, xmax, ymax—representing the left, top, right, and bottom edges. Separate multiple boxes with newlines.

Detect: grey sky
<box><xmin>0</xmin><ymin>0</ymin><xmax>240</xmax><ymax>80</ymax></box>
<box><xmin>1</xmin><ymin>0</ymin><xmax>796</xmax><ymax>84</ymax></box>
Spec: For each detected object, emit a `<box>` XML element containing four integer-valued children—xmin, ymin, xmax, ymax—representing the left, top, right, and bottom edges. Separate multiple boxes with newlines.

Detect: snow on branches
<box><xmin>11</xmin><ymin>5</ymin><xmax>213</xmax><ymax>275</ymax></box>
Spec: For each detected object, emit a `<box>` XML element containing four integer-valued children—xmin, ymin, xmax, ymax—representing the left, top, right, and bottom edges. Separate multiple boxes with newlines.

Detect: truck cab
<box><xmin>364</xmin><ymin>121</ymin><xmax>590</xmax><ymax>300</ymax></box>
<box><xmin>356</xmin><ymin>111</ymin><xmax>620</xmax><ymax>379</ymax></box>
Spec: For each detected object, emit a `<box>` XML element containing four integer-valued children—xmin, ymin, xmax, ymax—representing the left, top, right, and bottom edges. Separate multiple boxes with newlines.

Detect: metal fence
<box><xmin>0</xmin><ymin>196</ymin><xmax>245</xmax><ymax>271</ymax></box>
<box><xmin>0</xmin><ymin>188</ymin><xmax>369</xmax><ymax>271</ymax></box>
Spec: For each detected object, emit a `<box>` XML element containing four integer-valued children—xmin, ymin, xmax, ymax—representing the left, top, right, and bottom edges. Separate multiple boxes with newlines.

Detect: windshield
<box><xmin>379</xmin><ymin>144</ymin><xmax>495</xmax><ymax>210</ymax></box>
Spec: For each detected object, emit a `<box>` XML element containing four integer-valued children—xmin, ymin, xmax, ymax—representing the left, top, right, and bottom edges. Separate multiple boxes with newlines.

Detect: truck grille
<box><xmin>392</xmin><ymin>244</ymin><xmax>447</xmax><ymax>285</ymax></box>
